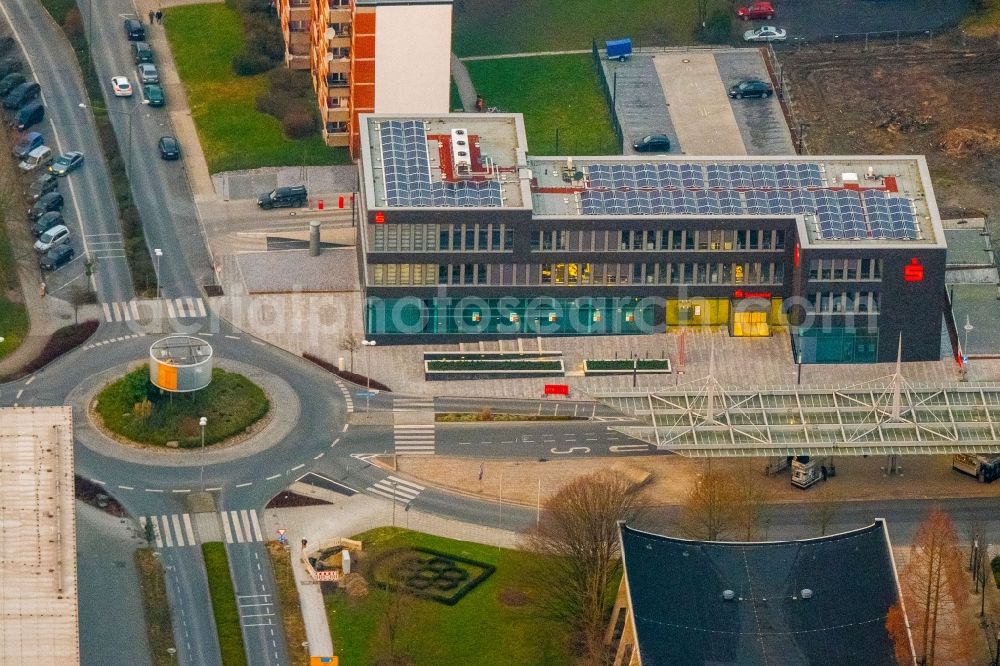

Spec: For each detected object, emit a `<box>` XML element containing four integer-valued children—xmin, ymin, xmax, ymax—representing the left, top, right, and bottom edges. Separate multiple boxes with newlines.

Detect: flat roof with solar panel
<box><xmin>528</xmin><ymin>155</ymin><xmax>945</xmax><ymax>248</ymax></box>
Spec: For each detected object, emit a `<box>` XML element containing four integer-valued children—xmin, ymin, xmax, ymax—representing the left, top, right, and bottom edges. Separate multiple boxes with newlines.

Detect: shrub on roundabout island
<box><xmin>95</xmin><ymin>365</ymin><xmax>269</xmax><ymax>447</ymax></box>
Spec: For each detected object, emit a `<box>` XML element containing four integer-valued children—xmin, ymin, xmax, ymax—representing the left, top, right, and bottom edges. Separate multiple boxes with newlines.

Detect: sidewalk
<box><xmin>450</xmin><ymin>52</ymin><xmax>477</xmax><ymax>112</ymax></box>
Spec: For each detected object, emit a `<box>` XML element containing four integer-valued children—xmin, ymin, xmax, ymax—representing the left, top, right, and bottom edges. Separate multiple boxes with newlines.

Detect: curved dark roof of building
<box><xmin>620</xmin><ymin>521</ymin><xmax>903</xmax><ymax>666</ymax></box>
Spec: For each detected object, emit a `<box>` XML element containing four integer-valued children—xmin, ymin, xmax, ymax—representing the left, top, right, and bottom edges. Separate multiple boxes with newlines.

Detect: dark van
<box><xmin>13</xmin><ymin>100</ymin><xmax>44</xmax><ymax>131</ymax></box>
<box><xmin>124</xmin><ymin>18</ymin><xmax>145</xmax><ymax>41</ymax></box>
<box><xmin>3</xmin><ymin>81</ymin><xmax>40</xmax><ymax>109</ymax></box>
<box><xmin>257</xmin><ymin>185</ymin><xmax>308</xmax><ymax>209</ymax></box>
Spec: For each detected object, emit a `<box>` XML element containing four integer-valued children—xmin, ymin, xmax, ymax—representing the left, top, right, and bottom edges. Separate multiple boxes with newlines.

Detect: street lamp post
<box><xmin>632</xmin><ymin>352</ymin><xmax>638</xmax><ymax>388</ymax></box>
<box><xmin>362</xmin><ymin>339</ymin><xmax>376</xmax><ymax>411</ymax></box>
<box><xmin>154</xmin><ymin>248</ymin><xmax>163</xmax><ymax>299</ymax></box>
<box><xmin>797</xmin><ymin>351</ymin><xmax>803</xmax><ymax>385</ymax></box>
<box><xmin>199</xmin><ymin>416</ymin><xmax>207</xmax><ymax>490</ymax></box>
<box><xmin>962</xmin><ymin>315</ymin><xmax>974</xmax><ymax>381</ymax></box>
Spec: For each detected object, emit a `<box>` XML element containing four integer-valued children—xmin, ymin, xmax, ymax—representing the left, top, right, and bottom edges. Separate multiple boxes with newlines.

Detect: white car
<box><xmin>34</xmin><ymin>224</ymin><xmax>70</xmax><ymax>253</ymax></box>
<box><xmin>743</xmin><ymin>26</ymin><xmax>787</xmax><ymax>42</ymax></box>
<box><xmin>111</xmin><ymin>76</ymin><xmax>133</xmax><ymax>97</ymax></box>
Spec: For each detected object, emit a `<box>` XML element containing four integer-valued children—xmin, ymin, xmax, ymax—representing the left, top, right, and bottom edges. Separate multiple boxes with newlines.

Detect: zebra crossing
<box><xmin>101</xmin><ymin>297</ymin><xmax>207</xmax><ymax>323</ymax></box>
<box><xmin>394</xmin><ymin>423</ymin><xmax>436</xmax><ymax>455</ymax></box>
<box><xmin>366</xmin><ymin>475</ymin><xmax>424</xmax><ymax>503</ymax></box>
<box><xmin>393</xmin><ymin>396</ymin><xmax>434</xmax><ymax>411</ymax></box>
<box><xmin>138</xmin><ymin>509</ymin><xmax>264</xmax><ymax>548</ymax></box>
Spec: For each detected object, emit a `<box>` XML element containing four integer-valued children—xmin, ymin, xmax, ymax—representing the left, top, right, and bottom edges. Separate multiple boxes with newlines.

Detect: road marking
<box><xmin>221</xmin><ymin>511</ymin><xmax>234</xmax><ymax>543</ymax></box>
<box><xmin>367</xmin><ymin>475</ymin><xmax>425</xmax><ymax>503</ymax></box>
<box><xmin>25</xmin><ymin>375</ymin><xmax>35</xmax><ymax>385</ymax></box>
<box><xmin>196</xmin><ymin>299</ymin><xmax>207</xmax><ymax>317</ymax></box>
<box><xmin>249</xmin><ymin>510</ymin><xmax>263</xmax><ymax>541</ymax></box>
<box><xmin>342</xmin><ymin>424</ymin><xmax>348</xmax><ymax>432</ymax></box>
<box><xmin>166</xmin><ymin>299</ymin><xmax>176</xmax><ymax>318</ymax></box>
<box><xmin>550</xmin><ymin>446</ymin><xmax>591</xmax><ymax>455</ymax></box>
<box><xmin>171</xmin><ymin>514</ymin><xmax>184</xmax><ymax>546</ymax></box>
<box><xmin>330</xmin><ymin>438</ymin><xmax>340</xmax><ymax>447</ymax></box>
<box><xmin>161</xmin><ymin>515</ymin><xmax>174</xmax><ymax>547</ymax></box>
<box><xmin>290</xmin><ymin>464</ymin><xmax>304</xmax><ymax>471</ymax></box>
<box><xmin>230</xmin><ymin>510</ymin><xmax>245</xmax><ymax>543</ymax></box>
<box><xmin>15</xmin><ymin>389</ymin><xmax>23</xmax><ymax>399</ymax></box>
<box><xmin>206</xmin><ymin>486</ymin><xmax>223</xmax><ymax>491</ymax></box>
<box><xmin>183</xmin><ymin>513</ymin><xmax>195</xmax><ymax>544</ymax></box>
<box><xmin>89</xmin><ymin>478</ymin><xmax>105</xmax><ymax>485</ymax></box>
<box><xmin>130</xmin><ymin>301</ymin><xmax>140</xmax><ymax>319</ymax></box>
<box><xmin>171</xmin><ymin>489</ymin><xmax>191</xmax><ymax>493</ymax></box>
<box><xmin>610</xmin><ymin>444</ymin><xmax>650</xmax><ymax>453</ymax></box>
<box><xmin>225</xmin><ymin>335</ymin><xmax>239</xmax><ymax>340</ymax></box>
<box><xmin>240</xmin><ymin>510</ymin><xmax>253</xmax><ymax>541</ymax></box>
<box><xmin>251</xmin><ymin>339</ymin><xmax>264</xmax><ymax>345</ymax></box>
<box><xmin>266</xmin><ymin>473</ymin><xmax>281</xmax><ymax>481</ymax></box>
<box><xmin>145</xmin><ymin>488</ymin><xmax>164</xmax><ymax>493</ymax></box>
<box><xmin>235</xmin><ymin>481</ymin><xmax>252</xmax><ymax>488</ymax></box>
<box><xmin>313</xmin><ymin>452</ymin><xmax>324</xmax><ymax>459</ymax></box>
<box><xmin>118</xmin><ymin>485</ymin><xmax>134</xmax><ymax>490</ymax></box>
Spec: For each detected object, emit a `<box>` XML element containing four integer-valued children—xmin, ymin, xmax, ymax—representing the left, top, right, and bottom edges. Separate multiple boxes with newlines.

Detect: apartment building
<box><xmin>275</xmin><ymin>0</ymin><xmax>452</xmax><ymax>153</ymax></box>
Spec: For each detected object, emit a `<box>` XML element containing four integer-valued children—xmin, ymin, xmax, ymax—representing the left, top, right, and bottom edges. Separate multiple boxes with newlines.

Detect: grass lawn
<box><xmin>450</xmin><ymin>77</ymin><xmax>464</xmax><ymax>111</ymax></box>
<box><xmin>325</xmin><ymin>527</ymin><xmax>572</xmax><ymax>666</ymax></box>
<box><xmin>95</xmin><ymin>366</ymin><xmax>269</xmax><ymax>447</ymax></box>
<box><xmin>466</xmin><ymin>55</ymin><xmax>619</xmax><ymax>155</ymax></box>
<box><xmin>163</xmin><ymin>4</ymin><xmax>348</xmax><ymax>173</ymax></box>
<box><xmin>0</xmin><ymin>299</ymin><xmax>28</xmax><ymax>360</ymax></box>
<box><xmin>453</xmin><ymin>0</ymin><xmax>728</xmax><ymax>56</ymax></box>
<box><xmin>134</xmin><ymin>548</ymin><xmax>175</xmax><ymax>666</ymax></box>
<box><xmin>202</xmin><ymin>543</ymin><xmax>247</xmax><ymax>666</ymax></box>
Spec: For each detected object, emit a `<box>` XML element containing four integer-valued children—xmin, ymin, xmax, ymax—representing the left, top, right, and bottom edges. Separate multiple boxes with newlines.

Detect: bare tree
<box><xmin>808</xmin><ymin>503</ymin><xmax>839</xmax><ymax>537</ymax></box>
<box><xmin>896</xmin><ymin>507</ymin><xmax>976</xmax><ymax>666</ymax></box>
<box><xmin>522</xmin><ymin>470</ymin><xmax>645</xmax><ymax>662</ymax></box>
<box><xmin>731</xmin><ymin>464</ymin><xmax>773</xmax><ymax>541</ymax></box>
<box><xmin>340</xmin><ymin>332</ymin><xmax>360</xmax><ymax>372</ymax></box>
<box><xmin>66</xmin><ymin>285</ymin><xmax>95</xmax><ymax>324</ymax></box>
<box><xmin>676</xmin><ymin>467</ymin><xmax>738</xmax><ymax>541</ymax></box>
<box><xmin>374</xmin><ymin>587</ymin><xmax>414</xmax><ymax>666</ymax></box>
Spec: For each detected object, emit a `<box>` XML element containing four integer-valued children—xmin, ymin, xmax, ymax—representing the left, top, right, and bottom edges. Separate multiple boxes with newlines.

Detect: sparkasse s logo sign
<box><xmin>903</xmin><ymin>258</ymin><xmax>924</xmax><ymax>282</ymax></box>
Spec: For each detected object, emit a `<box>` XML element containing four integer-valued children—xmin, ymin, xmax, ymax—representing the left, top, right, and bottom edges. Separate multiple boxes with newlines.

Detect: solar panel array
<box><xmin>379</xmin><ymin>120</ymin><xmax>502</xmax><ymax>208</ymax></box>
<box><xmin>581</xmin><ymin>162</ymin><xmax>919</xmax><ymax>241</ymax></box>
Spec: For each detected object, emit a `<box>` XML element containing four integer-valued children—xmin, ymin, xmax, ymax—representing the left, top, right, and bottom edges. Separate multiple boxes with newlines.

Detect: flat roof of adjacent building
<box><xmin>620</xmin><ymin>521</ymin><xmax>907</xmax><ymax>665</ymax></box>
<box><xmin>0</xmin><ymin>407</ymin><xmax>79</xmax><ymax>665</ymax></box>
<box><xmin>359</xmin><ymin>114</ymin><xmax>532</xmax><ymax>210</ymax></box>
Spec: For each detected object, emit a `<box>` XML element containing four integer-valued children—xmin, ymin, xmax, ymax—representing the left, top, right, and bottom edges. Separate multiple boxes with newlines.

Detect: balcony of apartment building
<box><xmin>325</xmin><ymin>48</ymin><xmax>352</xmax><ymax>76</ymax></box>
<box><xmin>285</xmin><ymin>19</ymin><xmax>311</xmax><ymax>69</ymax></box>
<box><xmin>323</xmin><ymin>119</ymin><xmax>349</xmax><ymax>147</ymax></box>
<box><xmin>326</xmin><ymin>23</ymin><xmax>351</xmax><ymax>49</ymax></box>
<box><xmin>322</xmin><ymin>92</ymin><xmax>350</xmax><ymax>124</ymax></box>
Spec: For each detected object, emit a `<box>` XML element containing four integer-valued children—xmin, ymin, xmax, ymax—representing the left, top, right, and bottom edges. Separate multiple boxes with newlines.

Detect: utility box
<box><xmin>606</xmin><ymin>38</ymin><xmax>632</xmax><ymax>61</ymax></box>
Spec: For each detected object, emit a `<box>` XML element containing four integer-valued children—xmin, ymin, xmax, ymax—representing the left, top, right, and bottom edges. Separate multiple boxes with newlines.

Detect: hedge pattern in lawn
<box><xmin>0</xmin><ymin>320</ymin><xmax>98</xmax><ymax>382</ymax></box>
<box><xmin>95</xmin><ymin>365</ymin><xmax>269</xmax><ymax>447</ymax></box>
<box><xmin>302</xmin><ymin>352</ymin><xmax>392</xmax><ymax>392</ymax></box>
<box><xmin>426</xmin><ymin>359</ymin><xmax>563</xmax><ymax>371</ymax></box>
<box><xmin>586</xmin><ymin>359</ymin><xmax>671</xmax><ymax>370</ymax></box>
<box><xmin>369</xmin><ymin>547</ymin><xmax>495</xmax><ymax>606</ymax></box>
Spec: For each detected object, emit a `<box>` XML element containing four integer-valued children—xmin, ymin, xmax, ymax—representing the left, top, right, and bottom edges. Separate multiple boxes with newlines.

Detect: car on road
<box><xmin>49</xmin><ymin>151</ymin><xmax>85</xmax><ymax>176</ymax></box>
<box><xmin>13</xmin><ymin>131</ymin><xmax>43</xmax><ymax>158</ymax></box>
<box><xmin>743</xmin><ymin>26</ymin><xmax>787</xmax><ymax>42</ymax></box>
<box><xmin>33</xmin><ymin>224</ymin><xmax>70</xmax><ymax>253</ymax></box>
<box><xmin>0</xmin><ymin>72</ymin><xmax>25</xmax><ymax>97</ymax></box>
<box><xmin>111</xmin><ymin>76</ymin><xmax>133</xmax><ymax>97</ymax></box>
<box><xmin>137</xmin><ymin>63</ymin><xmax>159</xmax><ymax>85</ymax></box>
<box><xmin>737</xmin><ymin>1</ymin><xmax>774</xmax><ymax>20</ymax></box>
<box><xmin>40</xmin><ymin>244</ymin><xmax>75</xmax><ymax>271</ymax></box>
<box><xmin>13</xmin><ymin>100</ymin><xmax>44</xmax><ymax>132</ymax></box>
<box><xmin>27</xmin><ymin>173</ymin><xmax>58</xmax><ymax>202</ymax></box>
<box><xmin>31</xmin><ymin>211</ymin><xmax>63</xmax><ymax>238</ymax></box>
<box><xmin>28</xmin><ymin>191</ymin><xmax>64</xmax><ymax>221</ymax></box>
<box><xmin>144</xmin><ymin>84</ymin><xmax>164</xmax><ymax>107</ymax></box>
<box><xmin>258</xmin><ymin>185</ymin><xmax>308</xmax><ymax>209</ymax></box>
<box><xmin>131</xmin><ymin>41</ymin><xmax>153</xmax><ymax>64</ymax></box>
<box><xmin>158</xmin><ymin>135</ymin><xmax>180</xmax><ymax>160</ymax></box>
<box><xmin>632</xmin><ymin>134</ymin><xmax>672</xmax><ymax>153</ymax></box>
<box><xmin>18</xmin><ymin>144</ymin><xmax>52</xmax><ymax>172</ymax></box>
<box><xmin>2</xmin><ymin>80</ymin><xmax>40</xmax><ymax>109</ymax></box>
<box><xmin>0</xmin><ymin>56</ymin><xmax>22</xmax><ymax>78</ymax></box>
<box><xmin>124</xmin><ymin>18</ymin><xmax>145</xmax><ymax>41</ymax></box>
<box><xmin>729</xmin><ymin>79</ymin><xmax>773</xmax><ymax>98</ymax></box>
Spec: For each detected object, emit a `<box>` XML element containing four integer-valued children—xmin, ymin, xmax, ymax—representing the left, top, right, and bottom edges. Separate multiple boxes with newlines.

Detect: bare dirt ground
<box><xmin>780</xmin><ymin>36</ymin><xmax>1000</xmax><ymax>220</ymax></box>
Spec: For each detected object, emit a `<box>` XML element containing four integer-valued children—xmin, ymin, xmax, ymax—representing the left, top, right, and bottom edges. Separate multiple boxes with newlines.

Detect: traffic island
<box><xmin>93</xmin><ymin>364</ymin><xmax>269</xmax><ymax>448</ymax></box>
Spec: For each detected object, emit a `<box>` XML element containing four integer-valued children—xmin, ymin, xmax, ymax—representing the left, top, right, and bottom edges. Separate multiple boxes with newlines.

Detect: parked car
<box><xmin>0</xmin><ymin>56</ymin><xmax>22</xmax><ymax>78</ymax></box>
<box><xmin>257</xmin><ymin>185</ymin><xmax>307</xmax><ymax>209</ymax></box>
<box><xmin>131</xmin><ymin>41</ymin><xmax>154</xmax><ymax>64</ymax></box>
<box><xmin>743</xmin><ymin>26</ymin><xmax>787</xmax><ymax>42</ymax></box>
<box><xmin>34</xmin><ymin>224</ymin><xmax>70</xmax><ymax>253</ymax></box>
<box><xmin>111</xmin><ymin>76</ymin><xmax>133</xmax><ymax>97</ymax></box>
<box><xmin>13</xmin><ymin>131</ymin><xmax>43</xmax><ymax>158</ymax></box>
<box><xmin>2</xmin><ymin>81</ymin><xmax>40</xmax><ymax>109</ymax></box>
<box><xmin>158</xmin><ymin>135</ymin><xmax>180</xmax><ymax>160</ymax></box>
<box><xmin>144</xmin><ymin>84</ymin><xmax>165</xmax><ymax>107</ymax></box>
<box><xmin>13</xmin><ymin>100</ymin><xmax>44</xmax><ymax>132</ymax></box>
<box><xmin>137</xmin><ymin>63</ymin><xmax>158</xmax><ymax>85</ymax></box>
<box><xmin>124</xmin><ymin>18</ymin><xmax>145</xmax><ymax>41</ymax></box>
<box><xmin>40</xmin><ymin>244</ymin><xmax>75</xmax><ymax>271</ymax></box>
<box><xmin>632</xmin><ymin>134</ymin><xmax>671</xmax><ymax>153</ymax></box>
<box><xmin>27</xmin><ymin>173</ymin><xmax>58</xmax><ymax>202</ymax></box>
<box><xmin>0</xmin><ymin>71</ymin><xmax>25</xmax><ymax>97</ymax></box>
<box><xmin>49</xmin><ymin>151</ymin><xmax>85</xmax><ymax>176</ymax></box>
<box><xmin>18</xmin><ymin>145</ymin><xmax>52</xmax><ymax>172</ymax></box>
<box><xmin>729</xmin><ymin>79</ymin><xmax>773</xmax><ymax>98</ymax></box>
<box><xmin>737</xmin><ymin>1</ymin><xmax>774</xmax><ymax>20</ymax></box>
<box><xmin>31</xmin><ymin>211</ymin><xmax>63</xmax><ymax>238</ymax></box>
<box><xmin>28</xmin><ymin>191</ymin><xmax>64</xmax><ymax>221</ymax></box>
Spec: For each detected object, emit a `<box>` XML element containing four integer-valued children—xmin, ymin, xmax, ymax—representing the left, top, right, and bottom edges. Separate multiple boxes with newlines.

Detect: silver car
<box><xmin>34</xmin><ymin>224</ymin><xmax>70</xmax><ymax>253</ymax></box>
<box><xmin>137</xmin><ymin>63</ymin><xmax>159</xmax><ymax>84</ymax></box>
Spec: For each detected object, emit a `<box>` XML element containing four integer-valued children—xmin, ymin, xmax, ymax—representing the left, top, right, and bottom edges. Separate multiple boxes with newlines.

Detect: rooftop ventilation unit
<box><xmin>722</xmin><ymin>590</ymin><xmax>735</xmax><ymax>601</ymax></box>
<box><xmin>451</xmin><ymin>128</ymin><xmax>472</xmax><ymax>177</ymax></box>
<box><xmin>801</xmin><ymin>589</ymin><xmax>813</xmax><ymax>599</ymax></box>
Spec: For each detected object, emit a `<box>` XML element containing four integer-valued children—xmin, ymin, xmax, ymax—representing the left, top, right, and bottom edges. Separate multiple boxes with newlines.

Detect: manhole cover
<box><xmin>682</xmin><ymin>59</ymin><xmax>690</xmax><ymax>63</ymax></box>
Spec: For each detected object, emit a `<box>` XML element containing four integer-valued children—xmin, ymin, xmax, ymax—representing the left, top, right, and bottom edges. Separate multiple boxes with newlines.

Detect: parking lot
<box><xmin>772</xmin><ymin>0</ymin><xmax>972</xmax><ymax>42</ymax></box>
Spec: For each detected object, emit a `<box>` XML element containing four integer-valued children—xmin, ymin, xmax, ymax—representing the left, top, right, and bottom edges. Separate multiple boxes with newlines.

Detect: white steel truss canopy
<box><xmin>591</xmin><ymin>371</ymin><xmax>1000</xmax><ymax>458</ymax></box>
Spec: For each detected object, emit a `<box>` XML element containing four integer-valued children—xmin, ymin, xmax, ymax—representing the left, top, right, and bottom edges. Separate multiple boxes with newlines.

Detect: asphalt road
<box><xmin>768</xmin><ymin>0</ymin><xmax>973</xmax><ymax>42</ymax></box>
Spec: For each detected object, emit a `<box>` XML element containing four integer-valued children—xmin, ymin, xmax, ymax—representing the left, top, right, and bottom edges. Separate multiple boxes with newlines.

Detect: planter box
<box><xmin>425</xmin><ymin>358</ymin><xmax>565</xmax><ymax>380</ymax></box>
<box><xmin>423</xmin><ymin>350</ymin><xmax>562</xmax><ymax>361</ymax></box>
<box><xmin>583</xmin><ymin>359</ymin><xmax>672</xmax><ymax>376</ymax></box>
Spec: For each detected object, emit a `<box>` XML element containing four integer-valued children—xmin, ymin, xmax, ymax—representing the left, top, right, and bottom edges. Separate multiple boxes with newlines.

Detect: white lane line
<box><xmin>251</xmin><ymin>339</ymin><xmax>264</xmax><ymax>345</ymax></box>
<box><xmin>249</xmin><ymin>510</ymin><xmax>263</xmax><ymax>541</ymax></box>
<box><xmin>15</xmin><ymin>389</ymin><xmax>23</xmax><ymax>399</ymax></box>
<box><xmin>221</xmin><ymin>511</ymin><xmax>234</xmax><ymax>543</ymax></box>
<box><xmin>290</xmin><ymin>464</ymin><xmax>304</xmax><ymax>471</ymax></box>
<box><xmin>235</xmin><ymin>481</ymin><xmax>252</xmax><ymax>488</ymax></box>
<box><xmin>313</xmin><ymin>452</ymin><xmax>324</xmax><ymax>459</ymax></box>
<box><xmin>166</xmin><ymin>299</ymin><xmax>177</xmax><ymax>318</ymax></box>
<box><xmin>341</xmin><ymin>424</ymin><xmax>348</xmax><ymax>432</ymax></box>
<box><xmin>240</xmin><ymin>510</ymin><xmax>253</xmax><ymax>542</ymax></box>
<box><xmin>183</xmin><ymin>513</ymin><xmax>196</xmax><ymax>545</ymax></box>
<box><xmin>89</xmin><ymin>478</ymin><xmax>105</xmax><ymax>485</ymax></box>
<box><xmin>118</xmin><ymin>485</ymin><xmax>134</xmax><ymax>490</ymax></box>
<box><xmin>196</xmin><ymin>298</ymin><xmax>207</xmax><ymax>317</ymax></box>
<box><xmin>121</xmin><ymin>302</ymin><xmax>131</xmax><ymax>321</ymax></box>
<box><xmin>265</xmin><ymin>473</ymin><xmax>281</xmax><ymax>481</ymax></box>
<box><xmin>102</xmin><ymin>302</ymin><xmax>112</xmax><ymax>321</ymax></box>
<box><xmin>206</xmin><ymin>486</ymin><xmax>223</xmax><ymax>491</ymax></box>
<box><xmin>161</xmin><ymin>515</ymin><xmax>174</xmax><ymax>547</ymax></box>
<box><xmin>111</xmin><ymin>302</ymin><xmax>122</xmax><ymax>321</ymax></box>
<box><xmin>387</xmin><ymin>475</ymin><xmax>425</xmax><ymax>491</ymax></box>
<box><xmin>230</xmin><ymin>510</ymin><xmax>245</xmax><ymax>543</ymax></box>
<box><xmin>225</xmin><ymin>335</ymin><xmax>240</xmax><ymax>340</ymax></box>
<box><xmin>171</xmin><ymin>514</ymin><xmax>185</xmax><ymax>546</ymax></box>
<box><xmin>330</xmin><ymin>438</ymin><xmax>340</xmax><ymax>447</ymax></box>
<box><xmin>172</xmin><ymin>489</ymin><xmax>191</xmax><ymax>493</ymax></box>
<box><xmin>185</xmin><ymin>298</ymin><xmax>196</xmax><ymax>317</ymax></box>
<box><xmin>130</xmin><ymin>300</ymin><xmax>140</xmax><ymax>319</ymax></box>
<box><xmin>145</xmin><ymin>488</ymin><xmax>164</xmax><ymax>493</ymax></box>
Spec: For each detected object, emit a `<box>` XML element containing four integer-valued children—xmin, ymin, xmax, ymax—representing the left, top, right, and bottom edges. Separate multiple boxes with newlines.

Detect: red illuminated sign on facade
<box><xmin>733</xmin><ymin>290</ymin><xmax>773</xmax><ymax>300</ymax></box>
<box><xmin>374</xmin><ymin>211</ymin><xmax>385</xmax><ymax>224</ymax></box>
<box><xmin>793</xmin><ymin>243</ymin><xmax>800</xmax><ymax>268</ymax></box>
<box><xmin>903</xmin><ymin>258</ymin><xmax>924</xmax><ymax>282</ymax></box>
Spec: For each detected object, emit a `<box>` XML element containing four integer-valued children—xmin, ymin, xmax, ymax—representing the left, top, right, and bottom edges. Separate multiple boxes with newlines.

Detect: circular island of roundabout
<box><xmin>93</xmin><ymin>336</ymin><xmax>270</xmax><ymax>449</ymax></box>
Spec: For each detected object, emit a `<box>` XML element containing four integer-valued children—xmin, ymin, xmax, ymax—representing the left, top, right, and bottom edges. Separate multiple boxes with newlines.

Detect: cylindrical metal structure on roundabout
<box><xmin>149</xmin><ymin>335</ymin><xmax>213</xmax><ymax>392</ymax></box>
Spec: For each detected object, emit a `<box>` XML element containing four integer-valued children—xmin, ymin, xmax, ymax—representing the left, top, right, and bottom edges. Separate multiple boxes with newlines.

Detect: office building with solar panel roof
<box><xmin>357</xmin><ymin>113</ymin><xmax>947</xmax><ymax>364</ymax></box>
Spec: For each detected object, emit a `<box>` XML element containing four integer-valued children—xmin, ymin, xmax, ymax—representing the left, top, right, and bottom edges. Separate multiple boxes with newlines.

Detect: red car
<box><xmin>737</xmin><ymin>1</ymin><xmax>775</xmax><ymax>20</ymax></box>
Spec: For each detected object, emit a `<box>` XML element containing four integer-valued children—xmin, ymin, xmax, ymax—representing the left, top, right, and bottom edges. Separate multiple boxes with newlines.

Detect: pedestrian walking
<box><xmin>475</xmin><ymin>96</ymin><xmax>484</xmax><ymax>113</ymax></box>
<box><xmin>155</xmin><ymin>10</ymin><xmax>163</xmax><ymax>24</ymax></box>
<box><xmin>40</xmin><ymin>282</ymin><xmax>46</xmax><ymax>298</ymax></box>
<box><xmin>148</xmin><ymin>10</ymin><xmax>155</xmax><ymax>24</ymax></box>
